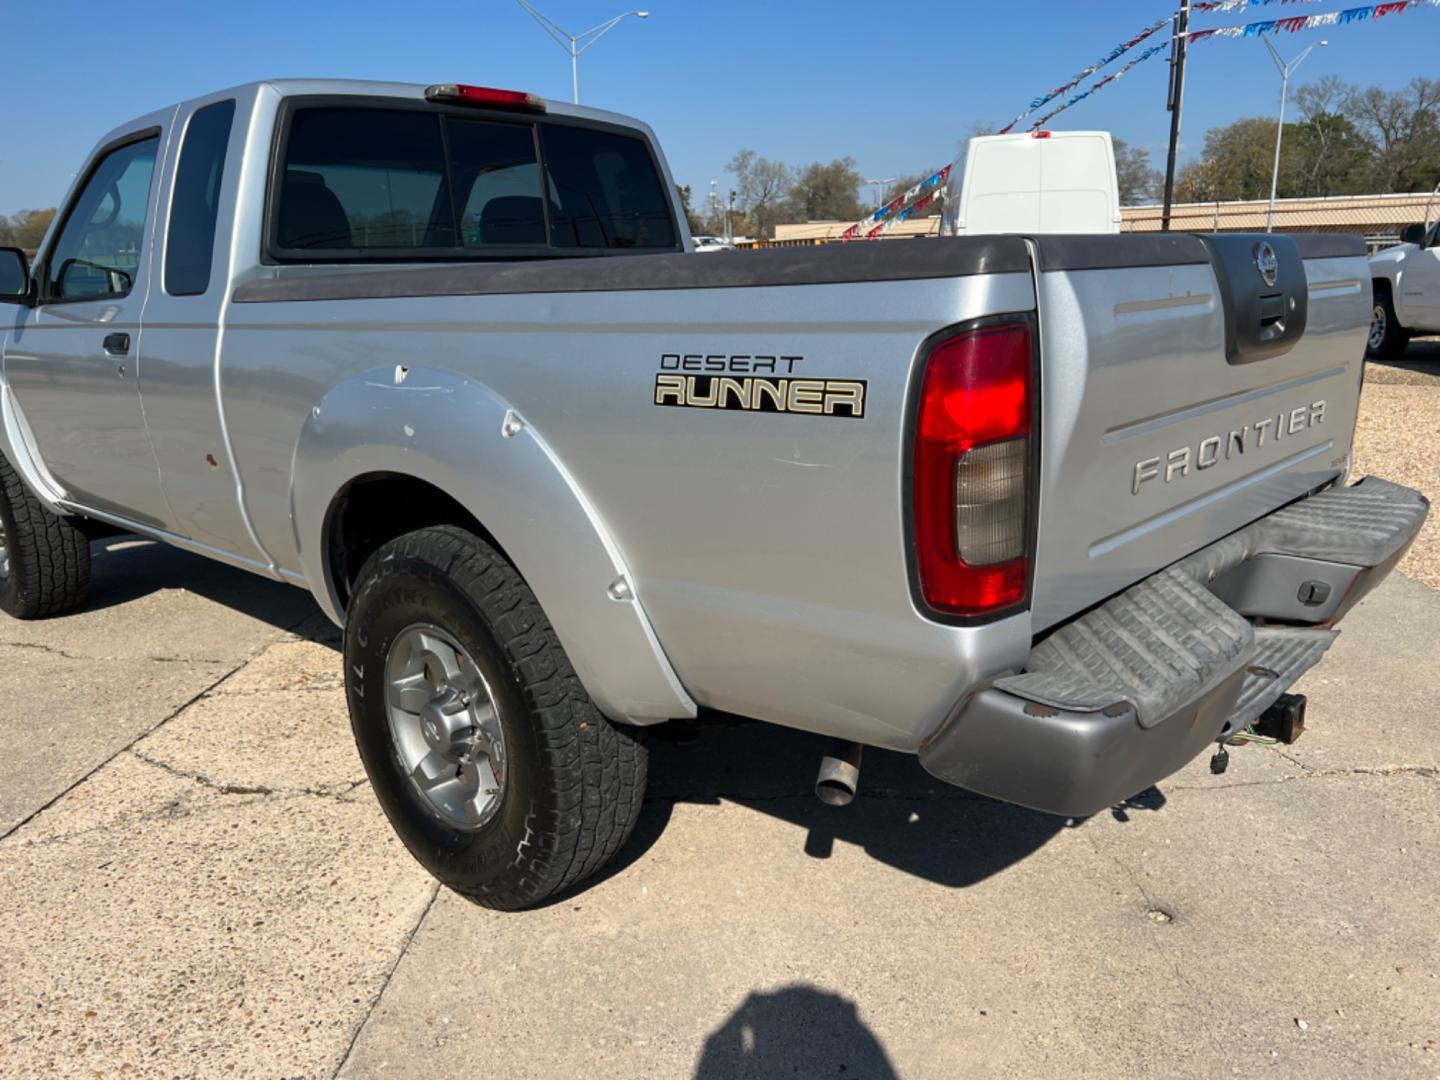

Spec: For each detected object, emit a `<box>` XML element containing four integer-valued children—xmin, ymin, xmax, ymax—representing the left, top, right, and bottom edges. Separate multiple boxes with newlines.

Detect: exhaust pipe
<box><xmin>815</xmin><ymin>739</ymin><xmax>863</xmax><ymax>806</ymax></box>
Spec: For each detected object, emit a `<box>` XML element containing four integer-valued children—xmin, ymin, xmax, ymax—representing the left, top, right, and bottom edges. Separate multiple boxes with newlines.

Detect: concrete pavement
<box><xmin>0</xmin><ymin>543</ymin><xmax>1437</xmax><ymax>1078</ymax></box>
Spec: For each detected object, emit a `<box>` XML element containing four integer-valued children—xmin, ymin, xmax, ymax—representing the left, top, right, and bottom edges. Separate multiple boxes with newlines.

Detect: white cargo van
<box><xmin>942</xmin><ymin>130</ymin><xmax>1121</xmax><ymax>236</ymax></box>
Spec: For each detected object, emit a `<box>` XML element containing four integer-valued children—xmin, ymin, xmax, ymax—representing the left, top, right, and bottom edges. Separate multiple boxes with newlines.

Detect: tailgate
<box><xmin>1028</xmin><ymin>232</ymin><xmax>1369</xmax><ymax>631</ymax></box>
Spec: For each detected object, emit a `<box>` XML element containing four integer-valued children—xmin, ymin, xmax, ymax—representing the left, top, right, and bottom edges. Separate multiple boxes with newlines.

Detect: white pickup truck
<box><xmin>1368</xmin><ymin>219</ymin><xmax>1440</xmax><ymax>356</ymax></box>
<box><xmin>0</xmin><ymin>79</ymin><xmax>1427</xmax><ymax>909</ymax></box>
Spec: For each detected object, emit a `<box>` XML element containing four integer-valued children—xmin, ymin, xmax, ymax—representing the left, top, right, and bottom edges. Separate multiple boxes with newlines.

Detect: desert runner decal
<box><xmin>653</xmin><ymin>353</ymin><xmax>866</xmax><ymax>418</ymax></box>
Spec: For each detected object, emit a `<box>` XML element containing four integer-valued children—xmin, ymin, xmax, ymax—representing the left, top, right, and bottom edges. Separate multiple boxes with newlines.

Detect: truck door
<box><xmin>1399</xmin><ymin>222</ymin><xmax>1440</xmax><ymax>329</ymax></box>
<box><xmin>135</xmin><ymin>97</ymin><xmax>269</xmax><ymax>563</ymax></box>
<box><xmin>4</xmin><ymin>127</ymin><xmax>172</xmax><ymax>524</ymax></box>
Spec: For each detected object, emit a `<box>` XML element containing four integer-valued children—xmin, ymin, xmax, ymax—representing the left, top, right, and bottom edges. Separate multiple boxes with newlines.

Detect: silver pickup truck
<box><xmin>0</xmin><ymin>79</ymin><xmax>1428</xmax><ymax>909</ymax></box>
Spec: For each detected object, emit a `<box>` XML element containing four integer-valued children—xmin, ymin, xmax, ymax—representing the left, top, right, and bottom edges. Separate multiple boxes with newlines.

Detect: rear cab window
<box><xmin>268</xmin><ymin>99</ymin><xmax>679</xmax><ymax>261</ymax></box>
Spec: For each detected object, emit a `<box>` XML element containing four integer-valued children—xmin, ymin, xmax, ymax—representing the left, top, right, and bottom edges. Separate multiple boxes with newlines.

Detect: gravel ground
<box><xmin>1353</xmin><ymin>346</ymin><xmax>1440</xmax><ymax>589</ymax></box>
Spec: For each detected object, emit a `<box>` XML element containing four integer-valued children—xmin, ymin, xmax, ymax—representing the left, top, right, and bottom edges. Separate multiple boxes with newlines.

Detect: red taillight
<box><xmin>1031</xmin><ymin>130</ymin><xmax>1052</xmax><ymax>139</ymax></box>
<box><xmin>424</xmin><ymin>84</ymin><xmax>546</xmax><ymax>112</ymax></box>
<box><xmin>912</xmin><ymin>322</ymin><xmax>1033</xmax><ymax>617</ymax></box>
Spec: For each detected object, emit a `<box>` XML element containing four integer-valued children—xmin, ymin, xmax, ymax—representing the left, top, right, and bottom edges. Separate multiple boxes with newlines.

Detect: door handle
<box><xmin>102</xmin><ymin>332</ymin><xmax>130</xmax><ymax>356</ymax></box>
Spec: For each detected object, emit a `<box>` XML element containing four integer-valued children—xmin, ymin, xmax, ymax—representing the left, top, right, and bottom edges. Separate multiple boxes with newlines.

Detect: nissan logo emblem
<box><xmin>1254</xmin><ymin>241</ymin><xmax>1279</xmax><ymax>287</ymax></box>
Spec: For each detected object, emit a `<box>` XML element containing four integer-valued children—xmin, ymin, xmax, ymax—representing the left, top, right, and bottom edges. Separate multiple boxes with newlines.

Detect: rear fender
<box><xmin>291</xmin><ymin>365</ymin><xmax>697</xmax><ymax>725</ymax></box>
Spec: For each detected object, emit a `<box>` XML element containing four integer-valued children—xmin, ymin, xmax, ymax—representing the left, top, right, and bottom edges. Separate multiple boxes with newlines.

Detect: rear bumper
<box><xmin>918</xmin><ymin>477</ymin><xmax>1429</xmax><ymax>817</ymax></box>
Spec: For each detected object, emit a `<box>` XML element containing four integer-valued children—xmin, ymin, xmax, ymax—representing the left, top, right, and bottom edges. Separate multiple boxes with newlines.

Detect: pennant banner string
<box><xmin>1193</xmin><ymin>0</ymin><xmax>1328</xmax><ymax>13</ymax></box>
<box><xmin>996</xmin><ymin>15</ymin><xmax>1172</xmax><ymax>135</ymax></box>
<box><xmin>1026</xmin><ymin>42</ymin><xmax>1169</xmax><ymax>130</ymax></box>
<box><xmin>841</xmin><ymin>166</ymin><xmax>951</xmax><ymax>241</ymax></box>
<box><xmin>1190</xmin><ymin>0</ymin><xmax>1440</xmax><ymax>40</ymax></box>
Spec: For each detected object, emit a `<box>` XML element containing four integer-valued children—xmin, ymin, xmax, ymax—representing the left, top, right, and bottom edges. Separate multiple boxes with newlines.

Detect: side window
<box><xmin>540</xmin><ymin>125</ymin><xmax>677</xmax><ymax>250</ymax></box>
<box><xmin>47</xmin><ymin>136</ymin><xmax>159</xmax><ymax>300</ymax></box>
<box><xmin>276</xmin><ymin>108</ymin><xmax>455</xmax><ymax>252</ymax></box>
<box><xmin>448</xmin><ymin>119</ymin><xmax>545</xmax><ymax>247</ymax></box>
<box><xmin>166</xmin><ymin>100</ymin><xmax>236</xmax><ymax>296</ymax></box>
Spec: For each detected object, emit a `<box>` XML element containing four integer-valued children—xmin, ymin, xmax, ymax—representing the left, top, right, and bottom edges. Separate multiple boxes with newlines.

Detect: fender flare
<box><xmin>291</xmin><ymin>365</ymin><xmax>696</xmax><ymax>725</ymax></box>
<box><xmin>0</xmin><ymin>380</ymin><xmax>71</xmax><ymax>515</ymax></box>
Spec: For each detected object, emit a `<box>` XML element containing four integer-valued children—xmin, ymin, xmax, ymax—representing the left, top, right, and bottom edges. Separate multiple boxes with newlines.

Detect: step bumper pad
<box><xmin>919</xmin><ymin>477</ymin><xmax>1427</xmax><ymax>817</ymax></box>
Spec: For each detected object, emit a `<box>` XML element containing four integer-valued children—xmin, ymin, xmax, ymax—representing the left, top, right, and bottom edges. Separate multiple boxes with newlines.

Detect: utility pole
<box><xmin>726</xmin><ymin>191</ymin><xmax>736</xmax><ymax>243</ymax></box>
<box><xmin>1262</xmin><ymin>34</ymin><xmax>1327</xmax><ymax>232</ymax></box>
<box><xmin>1161</xmin><ymin>0</ymin><xmax>1191</xmax><ymax>232</ymax></box>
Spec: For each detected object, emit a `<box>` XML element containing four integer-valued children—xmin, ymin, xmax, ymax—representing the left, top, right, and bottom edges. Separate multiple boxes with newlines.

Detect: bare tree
<box><xmin>1342</xmin><ymin>77</ymin><xmax>1440</xmax><ymax>191</ymax></box>
<box><xmin>1113</xmin><ymin>139</ymin><xmax>1162</xmax><ymax>206</ymax></box>
<box><xmin>726</xmin><ymin>150</ymin><xmax>795</xmax><ymax>239</ymax></box>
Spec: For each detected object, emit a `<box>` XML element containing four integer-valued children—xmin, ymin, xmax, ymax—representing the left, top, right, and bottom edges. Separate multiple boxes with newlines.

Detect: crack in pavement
<box><xmin>1170</xmin><ymin>762</ymin><xmax>1439</xmax><ymax>791</ymax></box>
<box><xmin>332</xmin><ymin>881</ymin><xmax>442</xmax><ymax>1079</ymax></box>
<box><xmin>204</xmin><ymin>683</ymin><xmax>345</xmax><ymax>699</ymax></box>
<box><xmin>128</xmin><ymin>747</ymin><xmax>368</xmax><ymax>801</ymax></box>
<box><xmin>6</xmin><ymin>792</ymin><xmax>266</xmax><ymax>850</ymax></box>
<box><xmin>0</xmin><ymin>640</ymin><xmax>234</xmax><ymax>665</ymax></box>
<box><xmin>0</xmin><ymin>608</ymin><xmax>325</xmax><ymax>844</ymax></box>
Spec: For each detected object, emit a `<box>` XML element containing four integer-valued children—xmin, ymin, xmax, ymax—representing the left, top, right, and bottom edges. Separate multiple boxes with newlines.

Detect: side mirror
<box><xmin>0</xmin><ymin>246</ymin><xmax>32</xmax><ymax>304</ymax></box>
<box><xmin>1400</xmin><ymin>222</ymin><xmax>1427</xmax><ymax>245</ymax></box>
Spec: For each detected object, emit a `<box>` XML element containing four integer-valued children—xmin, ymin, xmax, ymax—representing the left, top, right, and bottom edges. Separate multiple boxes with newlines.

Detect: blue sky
<box><xmin>2</xmin><ymin>0</ymin><xmax>1437</xmax><ymax>216</ymax></box>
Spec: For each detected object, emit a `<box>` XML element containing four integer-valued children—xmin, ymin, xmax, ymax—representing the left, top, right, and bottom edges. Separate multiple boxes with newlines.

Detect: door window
<box><xmin>47</xmin><ymin>135</ymin><xmax>159</xmax><ymax>301</ymax></box>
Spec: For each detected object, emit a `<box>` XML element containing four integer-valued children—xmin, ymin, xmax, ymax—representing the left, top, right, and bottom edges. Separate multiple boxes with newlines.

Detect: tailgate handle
<box><xmin>1199</xmin><ymin>234</ymin><xmax>1309</xmax><ymax>365</ymax></box>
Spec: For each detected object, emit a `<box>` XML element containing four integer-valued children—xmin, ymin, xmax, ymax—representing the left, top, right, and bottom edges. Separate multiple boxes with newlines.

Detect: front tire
<box><xmin>344</xmin><ymin>525</ymin><xmax>647</xmax><ymax>911</ymax></box>
<box><xmin>1368</xmin><ymin>287</ymin><xmax>1409</xmax><ymax>359</ymax></box>
<box><xmin>0</xmin><ymin>451</ymin><xmax>91</xmax><ymax>619</ymax></box>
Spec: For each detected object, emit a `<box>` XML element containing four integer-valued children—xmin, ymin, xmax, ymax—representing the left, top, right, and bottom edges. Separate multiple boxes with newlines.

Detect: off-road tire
<box><xmin>344</xmin><ymin>525</ymin><xmax>647</xmax><ymax>911</ymax></box>
<box><xmin>1367</xmin><ymin>286</ymin><xmax>1409</xmax><ymax>360</ymax></box>
<box><xmin>0</xmin><ymin>451</ymin><xmax>91</xmax><ymax>619</ymax></box>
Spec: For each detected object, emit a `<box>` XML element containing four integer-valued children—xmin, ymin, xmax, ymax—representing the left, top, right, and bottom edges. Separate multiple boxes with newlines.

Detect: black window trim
<box><xmin>262</xmin><ymin>94</ymin><xmax>683</xmax><ymax>265</ymax></box>
<box><xmin>164</xmin><ymin>98</ymin><xmax>238</xmax><ymax>298</ymax></box>
<box><xmin>38</xmin><ymin>125</ymin><xmax>163</xmax><ymax>306</ymax></box>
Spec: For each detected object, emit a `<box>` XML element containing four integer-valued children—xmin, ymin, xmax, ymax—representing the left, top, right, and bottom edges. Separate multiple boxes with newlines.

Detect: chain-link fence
<box><xmin>1122</xmin><ymin>192</ymin><xmax>1437</xmax><ymax>252</ymax></box>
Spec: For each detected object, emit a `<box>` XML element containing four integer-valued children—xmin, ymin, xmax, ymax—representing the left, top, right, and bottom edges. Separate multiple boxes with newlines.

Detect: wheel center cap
<box><xmin>418</xmin><ymin>690</ymin><xmax>474</xmax><ymax>757</ymax></box>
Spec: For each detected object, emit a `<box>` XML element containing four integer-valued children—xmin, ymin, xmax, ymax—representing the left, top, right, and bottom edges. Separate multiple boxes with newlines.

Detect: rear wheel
<box><xmin>0</xmin><ymin>451</ymin><xmax>91</xmax><ymax>619</ymax></box>
<box><xmin>344</xmin><ymin>525</ymin><xmax>647</xmax><ymax>910</ymax></box>
<box><xmin>1367</xmin><ymin>287</ymin><xmax>1409</xmax><ymax>359</ymax></box>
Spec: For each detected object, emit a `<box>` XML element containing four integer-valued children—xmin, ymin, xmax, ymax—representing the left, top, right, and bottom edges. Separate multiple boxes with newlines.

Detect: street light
<box><xmin>1262</xmin><ymin>34</ymin><xmax>1327</xmax><ymax>232</ymax></box>
<box><xmin>864</xmin><ymin>176</ymin><xmax>896</xmax><ymax>207</ymax></box>
<box><xmin>514</xmin><ymin>1</ymin><xmax>650</xmax><ymax>104</ymax></box>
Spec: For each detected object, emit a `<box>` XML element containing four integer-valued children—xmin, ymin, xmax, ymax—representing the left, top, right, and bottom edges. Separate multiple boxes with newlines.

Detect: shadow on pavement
<box><xmin>577</xmin><ymin>721</ymin><xmax>1169</xmax><ymax>898</ymax></box>
<box><xmin>83</xmin><ymin>537</ymin><xmax>327</xmax><ymax>640</ymax></box>
<box><xmin>694</xmin><ymin>984</ymin><xmax>898</xmax><ymax>1080</ymax></box>
<box><xmin>1370</xmin><ymin>339</ymin><xmax>1440</xmax><ymax>374</ymax></box>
